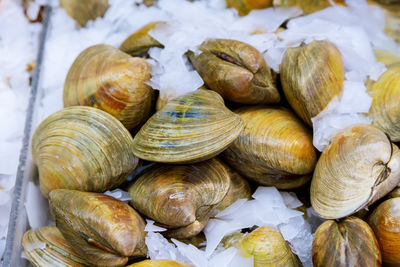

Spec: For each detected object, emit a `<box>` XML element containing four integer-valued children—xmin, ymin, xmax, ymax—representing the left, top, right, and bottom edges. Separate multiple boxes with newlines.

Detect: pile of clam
<box><xmin>22</xmin><ymin>0</ymin><xmax>400</xmax><ymax>266</ymax></box>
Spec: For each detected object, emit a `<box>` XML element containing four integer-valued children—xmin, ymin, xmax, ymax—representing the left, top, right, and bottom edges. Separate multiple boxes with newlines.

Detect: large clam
<box><xmin>311</xmin><ymin>124</ymin><xmax>400</xmax><ymax>219</ymax></box>
<box><xmin>59</xmin><ymin>0</ymin><xmax>109</xmax><ymax>27</ymax></box>
<box><xmin>49</xmin><ymin>189</ymin><xmax>147</xmax><ymax>267</ymax></box>
<box><xmin>31</xmin><ymin>106</ymin><xmax>138</xmax><ymax>197</ymax></box>
<box><xmin>63</xmin><ymin>44</ymin><xmax>153</xmax><ymax>130</ymax></box>
<box><xmin>188</xmin><ymin>39</ymin><xmax>279</xmax><ymax>105</ymax></box>
<box><xmin>222</xmin><ymin>106</ymin><xmax>316</xmax><ymax>189</ymax></box>
<box><xmin>132</xmin><ymin>88</ymin><xmax>244</xmax><ymax>163</ymax></box>
<box><xmin>280</xmin><ymin>40</ymin><xmax>345</xmax><ymax>126</ymax></box>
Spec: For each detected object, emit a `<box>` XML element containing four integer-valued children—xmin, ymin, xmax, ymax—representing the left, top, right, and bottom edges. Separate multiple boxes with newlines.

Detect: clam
<box><xmin>311</xmin><ymin>124</ymin><xmax>400</xmax><ymax>219</ymax></box>
<box><xmin>188</xmin><ymin>39</ymin><xmax>280</xmax><ymax>104</ymax></box>
<box><xmin>22</xmin><ymin>226</ymin><xmax>91</xmax><ymax>267</ymax></box>
<box><xmin>49</xmin><ymin>189</ymin><xmax>147</xmax><ymax>267</ymax></box>
<box><xmin>273</xmin><ymin>0</ymin><xmax>346</xmax><ymax>14</ymax></box>
<box><xmin>368</xmin><ymin>197</ymin><xmax>400</xmax><ymax>266</ymax></box>
<box><xmin>374</xmin><ymin>49</ymin><xmax>400</xmax><ymax>67</ymax></box>
<box><xmin>128</xmin><ymin>158</ymin><xmax>231</xmax><ymax>238</ymax></box>
<box><xmin>63</xmin><ymin>44</ymin><xmax>153</xmax><ymax>130</ymax></box>
<box><xmin>222</xmin><ymin>106</ymin><xmax>316</xmax><ymax>189</ymax></box>
<box><xmin>59</xmin><ymin>0</ymin><xmax>109</xmax><ymax>27</ymax></box>
<box><xmin>280</xmin><ymin>40</ymin><xmax>345</xmax><ymax>126</ymax></box>
<box><xmin>238</xmin><ymin>226</ymin><xmax>302</xmax><ymax>266</ymax></box>
<box><xmin>132</xmin><ymin>88</ymin><xmax>244</xmax><ymax>163</ymax></box>
<box><xmin>31</xmin><ymin>106</ymin><xmax>138</xmax><ymax>197</ymax></box>
<box><xmin>226</xmin><ymin>0</ymin><xmax>273</xmax><ymax>16</ymax></box>
<box><xmin>120</xmin><ymin>22</ymin><xmax>164</xmax><ymax>57</ymax></box>
<box><xmin>381</xmin><ymin>4</ymin><xmax>400</xmax><ymax>45</ymax></box>
<box><xmin>388</xmin><ymin>187</ymin><xmax>400</xmax><ymax>199</ymax></box>
<box><xmin>312</xmin><ymin>216</ymin><xmax>381</xmax><ymax>267</ymax></box>
<box><xmin>127</xmin><ymin>260</ymin><xmax>191</xmax><ymax>267</ymax></box>
<box><xmin>367</xmin><ymin>63</ymin><xmax>400</xmax><ymax>142</ymax></box>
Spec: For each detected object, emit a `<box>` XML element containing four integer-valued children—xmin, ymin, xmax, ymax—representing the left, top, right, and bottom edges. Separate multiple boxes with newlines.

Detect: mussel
<box><xmin>59</xmin><ymin>0</ymin><xmax>109</xmax><ymax>27</ymax></box>
<box><xmin>31</xmin><ymin>106</ymin><xmax>138</xmax><ymax>197</ymax></box>
<box><xmin>188</xmin><ymin>39</ymin><xmax>279</xmax><ymax>104</ymax></box>
<box><xmin>280</xmin><ymin>40</ymin><xmax>345</xmax><ymax>126</ymax></box>
<box><xmin>63</xmin><ymin>44</ymin><xmax>153</xmax><ymax>130</ymax></box>
<box><xmin>49</xmin><ymin>189</ymin><xmax>147</xmax><ymax>267</ymax></box>
<box><xmin>222</xmin><ymin>106</ymin><xmax>316</xmax><ymax>189</ymax></box>
<box><xmin>367</xmin><ymin>63</ymin><xmax>400</xmax><ymax>142</ymax></box>
<box><xmin>127</xmin><ymin>260</ymin><xmax>191</xmax><ymax>267</ymax></box>
<box><xmin>132</xmin><ymin>88</ymin><xmax>244</xmax><ymax>163</ymax></box>
<box><xmin>312</xmin><ymin>216</ymin><xmax>381</xmax><ymax>267</ymax></box>
<box><xmin>368</xmin><ymin>197</ymin><xmax>400</xmax><ymax>266</ymax></box>
<box><xmin>311</xmin><ymin>124</ymin><xmax>400</xmax><ymax>219</ymax></box>
<box><xmin>23</xmin><ymin>226</ymin><xmax>91</xmax><ymax>267</ymax></box>
<box><xmin>226</xmin><ymin>0</ymin><xmax>273</xmax><ymax>16</ymax></box>
<box><xmin>273</xmin><ymin>0</ymin><xmax>346</xmax><ymax>14</ymax></box>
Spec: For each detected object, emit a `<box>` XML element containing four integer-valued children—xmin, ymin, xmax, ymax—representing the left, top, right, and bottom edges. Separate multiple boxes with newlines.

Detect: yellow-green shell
<box><xmin>59</xmin><ymin>0</ymin><xmax>109</xmax><ymax>27</ymax></box>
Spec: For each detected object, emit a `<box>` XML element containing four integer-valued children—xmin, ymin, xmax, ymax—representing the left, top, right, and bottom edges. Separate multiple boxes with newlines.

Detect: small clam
<box><xmin>311</xmin><ymin>124</ymin><xmax>400</xmax><ymax>219</ymax></box>
<box><xmin>59</xmin><ymin>0</ymin><xmax>109</xmax><ymax>27</ymax></box>
<box><xmin>312</xmin><ymin>216</ymin><xmax>381</xmax><ymax>267</ymax></box>
<box><xmin>273</xmin><ymin>0</ymin><xmax>346</xmax><ymax>14</ymax></box>
<box><xmin>280</xmin><ymin>40</ymin><xmax>345</xmax><ymax>126</ymax></box>
<box><xmin>367</xmin><ymin>63</ymin><xmax>400</xmax><ymax>141</ymax></box>
<box><xmin>22</xmin><ymin>226</ymin><xmax>91</xmax><ymax>267</ymax></box>
<box><xmin>127</xmin><ymin>260</ymin><xmax>191</xmax><ymax>267</ymax></box>
<box><xmin>128</xmin><ymin>158</ymin><xmax>231</xmax><ymax>238</ymax></box>
<box><xmin>120</xmin><ymin>22</ymin><xmax>164</xmax><ymax>57</ymax></box>
<box><xmin>226</xmin><ymin>0</ymin><xmax>273</xmax><ymax>16</ymax></box>
<box><xmin>222</xmin><ymin>106</ymin><xmax>316</xmax><ymax>189</ymax></box>
<box><xmin>132</xmin><ymin>88</ymin><xmax>244</xmax><ymax>163</ymax></box>
<box><xmin>368</xmin><ymin>197</ymin><xmax>400</xmax><ymax>266</ymax></box>
<box><xmin>49</xmin><ymin>189</ymin><xmax>147</xmax><ymax>267</ymax></box>
<box><xmin>31</xmin><ymin>106</ymin><xmax>138</xmax><ymax>197</ymax></box>
<box><xmin>238</xmin><ymin>226</ymin><xmax>302</xmax><ymax>266</ymax></box>
<box><xmin>63</xmin><ymin>44</ymin><xmax>153</xmax><ymax>130</ymax></box>
<box><xmin>374</xmin><ymin>49</ymin><xmax>400</xmax><ymax>67</ymax></box>
<box><xmin>188</xmin><ymin>39</ymin><xmax>279</xmax><ymax>104</ymax></box>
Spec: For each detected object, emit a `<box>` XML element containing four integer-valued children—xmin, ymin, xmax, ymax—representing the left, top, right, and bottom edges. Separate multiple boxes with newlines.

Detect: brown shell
<box><xmin>188</xmin><ymin>39</ymin><xmax>279</xmax><ymax>104</ymax></box>
<box><xmin>31</xmin><ymin>106</ymin><xmax>138</xmax><ymax>197</ymax></box>
<box><xmin>59</xmin><ymin>0</ymin><xmax>109</xmax><ymax>27</ymax></box>
<box><xmin>49</xmin><ymin>189</ymin><xmax>147</xmax><ymax>267</ymax></box>
<box><xmin>312</xmin><ymin>216</ymin><xmax>382</xmax><ymax>267</ymax></box>
<box><xmin>222</xmin><ymin>106</ymin><xmax>316</xmax><ymax>189</ymax></box>
<box><xmin>127</xmin><ymin>260</ymin><xmax>191</xmax><ymax>267</ymax></box>
<box><xmin>273</xmin><ymin>0</ymin><xmax>346</xmax><ymax>14</ymax></box>
<box><xmin>132</xmin><ymin>88</ymin><xmax>244</xmax><ymax>163</ymax></box>
<box><xmin>311</xmin><ymin>124</ymin><xmax>400</xmax><ymax>219</ymax></box>
<box><xmin>226</xmin><ymin>0</ymin><xmax>273</xmax><ymax>16</ymax></box>
<box><xmin>368</xmin><ymin>197</ymin><xmax>400</xmax><ymax>266</ymax></box>
<box><xmin>63</xmin><ymin>44</ymin><xmax>153</xmax><ymax>130</ymax></box>
<box><xmin>128</xmin><ymin>158</ymin><xmax>231</xmax><ymax>238</ymax></box>
<box><xmin>279</xmin><ymin>40</ymin><xmax>345</xmax><ymax>126</ymax></box>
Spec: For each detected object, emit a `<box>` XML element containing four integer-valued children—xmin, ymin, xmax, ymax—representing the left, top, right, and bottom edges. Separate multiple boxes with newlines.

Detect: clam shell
<box><xmin>188</xmin><ymin>39</ymin><xmax>279</xmax><ymax>104</ymax></box>
<box><xmin>368</xmin><ymin>63</ymin><xmax>400</xmax><ymax>142</ymax></box>
<box><xmin>374</xmin><ymin>49</ymin><xmax>400</xmax><ymax>67</ymax></box>
<box><xmin>226</xmin><ymin>0</ymin><xmax>273</xmax><ymax>16</ymax></box>
<box><xmin>280</xmin><ymin>40</ymin><xmax>344</xmax><ymax>126</ymax></box>
<box><xmin>49</xmin><ymin>189</ymin><xmax>147</xmax><ymax>267</ymax></box>
<box><xmin>59</xmin><ymin>0</ymin><xmax>109</xmax><ymax>27</ymax></box>
<box><xmin>128</xmin><ymin>158</ymin><xmax>231</xmax><ymax>238</ymax></box>
<box><xmin>22</xmin><ymin>226</ymin><xmax>91</xmax><ymax>267</ymax></box>
<box><xmin>311</xmin><ymin>124</ymin><xmax>400</xmax><ymax>219</ymax></box>
<box><xmin>273</xmin><ymin>0</ymin><xmax>346</xmax><ymax>14</ymax></box>
<box><xmin>222</xmin><ymin>106</ymin><xmax>316</xmax><ymax>189</ymax></box>
<box><xmin>312</xmin><ymin>216</ymin><xmax>381</xmax><ymax>267</ymax></box>
<box><xmin>127</xmin><ymin>260</ymin><xmax>191</xmax><ymax>267</ymax></box>
<box><xmin>63</xmin><ymin>44</ymin><xmax>153</xmax><ymax>130</ymax></box>
<box><xmin>368</xmin><ymin>197</ymin><xmax>400</xmax><ymax>266</ymax></box>
<box><xmin>31</xmin><ymin>106</ymin><xmax>138</xmax><ymax>197</ymax></box>
<box><xmin>132</xmin><ymin>88</ymin><xmax>244</xmax><ymax>163</ymax></box>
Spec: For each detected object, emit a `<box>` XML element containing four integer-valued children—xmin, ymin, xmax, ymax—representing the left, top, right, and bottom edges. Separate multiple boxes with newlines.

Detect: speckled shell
<box><xmin>238</xmin><ymin>226</ymin><xmax>302</xmax><ymax>267</ymax></box>
<box><xmin>63</xmin><ymin>44</ymin><xmax>153</xmax><ymax>130</ymax></box>
<box><xmin>22</xmin><ymin>226</ymin><xmax>91</xmax><ymax>267</ymax></box>
<box><xmin>132</xmin><ymin>88</ymin><xmax>244</xmax><ymax>163</ymax></box>
<box><xmin>226</xmin><ymin>0</ymin><xmax>273</xmax><ymax>16</ymax></box>
<box><xmin>280</xmin><ymin>40</ymin><xmax>345</xmax><ymax>126</ymax></box>
<box><xmin>273</xmin><ymin>0</ymin><xmax>346</xmax><ymax>14</ymax></box>
<box><xmin>31</xmin><ymin>106</ymin><xmax>138</xmax><ymax>197</ymax></box>
<box><xmin>368</xmin><ymin>197</ymin><xmax>400</xmax><ymax>267</ymax></box>
<box><xmin>222</xmin><ymin>106</ymin><xmax>316</xmax><ymax>189</ymax></box>
<box><xmin>120</xmin><ymin>21</ymin><xmax>164</xmax><ymax>57</ymax></box>
<box><xmin>188</xmin><ymin>39</ymin><xmax>279</xmax><ymax>104</ymax></box>
<box><xmin>59</xmin><ymin>0</ymin><xmax>109</xmax><ymax>27</ymax></box>
<box><xmin>312</xmin><ymin>216</ymin><xmax>382</xmax><ymax>267</ymax></box>
<box><xmin>128</xmin><ymin>158</ymin><xmax>231</xmax><ymax>238</ymax></box>
<box><xmin>127</xmin><ymin>260</ymin><xmax>191</xmax><ymax>267</ymax></box>
<box><xmin>49</xmin><ymin>189</ymin><xmax>147</xmax><ymax>267</ymax></box>
<box><xmin>311</xmin><ymin>124</ymin><xmax>400</xmax><ymax>219</ymax></box>
<box><xmin>368</xmin><ymin>63</ymin><xmax>400</xmax><ymax>142</ymax></box>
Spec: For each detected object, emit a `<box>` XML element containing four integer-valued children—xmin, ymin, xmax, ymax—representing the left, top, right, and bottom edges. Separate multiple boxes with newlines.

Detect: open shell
<box><xmin>31</xmin><ymin>106</ymin><xmax>138</xmax><ymax>197</ymax></box>
<box><xmin>311</xmin><ymin>124</ymin><xmax>400</xmax><ymax>219</ymax></box>
<box><xmin>132</xmin><ymin>88</ymin><xmax>244</xmax><ymax>163</ymax></box>
<box><xmin>63</xmin><ymin>44</ymin><xmax>153</xmax><ymax>130</ymax></box>
<box><xmin>49</xmin><ymin>189</ymin><xmax>147</xmax><ymax>267</ymax></box>
<box><xmin>59</xmin><ymin>0</ymin><xmax>109</xmax><ymax>27</ymax></box>
<box><xmin>222</xmin><ymin>106</ymin><xmax>316</xmax><ymax>189</ymax></box>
